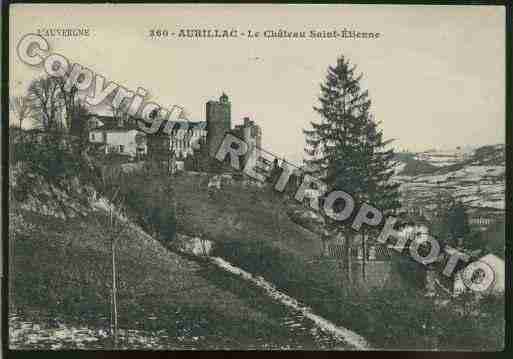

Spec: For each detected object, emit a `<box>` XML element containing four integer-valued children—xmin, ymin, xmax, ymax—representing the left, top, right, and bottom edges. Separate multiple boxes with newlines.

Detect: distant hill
<box><xmin>393</xmin><ymin>144</ymin><xmax>505</xmax><ymax>211</ymax></box>
<box><xmin>395</xmin><ymin>155</ymin><xmax>439</xmax><ymax>176</ymax></box>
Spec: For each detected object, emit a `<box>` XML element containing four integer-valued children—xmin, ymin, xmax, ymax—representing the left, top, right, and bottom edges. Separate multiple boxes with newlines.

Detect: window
<box><xmin>369</xmin><ymin>247</ymin><xmax>376</xmax><ymax>260</ymax></box>
<box><xmin>119</xmin><ymin>145</ymin><xmax>124</xmax><ymax>153</ymax></box>
<box><xmin>91</xmin><ymin>133</ymin><xmax>95</xmax><ymax>141</ymax></box>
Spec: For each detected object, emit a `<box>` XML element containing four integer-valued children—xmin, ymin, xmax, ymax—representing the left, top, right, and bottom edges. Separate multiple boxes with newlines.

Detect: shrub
<box><xmin>12</xmin><ymin>132</ymin><xmax>81</xmax><ymax>179</ymax></box>
<box><xmin>111</xmin><ymin>171</ymin><xmax>177</xmax><ymax>243</ymax></box>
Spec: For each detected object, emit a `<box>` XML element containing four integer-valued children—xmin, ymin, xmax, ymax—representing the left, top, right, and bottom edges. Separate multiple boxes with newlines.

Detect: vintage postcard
<box><xmin>6</xmin><ymin>3</ymin><xmax>506</xmax><ymax>351</ymax></box>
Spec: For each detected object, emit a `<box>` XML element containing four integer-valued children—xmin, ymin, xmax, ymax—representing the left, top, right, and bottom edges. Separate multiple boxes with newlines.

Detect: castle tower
<box><xmin>233</xmin><ymin>116</ymin><xmax>262</xmax><ymax>169</ymax></box>
<box><xmin>206</xmin><ymin>93</ymin><xmax>231</xmax><ymax>157</ymax></box>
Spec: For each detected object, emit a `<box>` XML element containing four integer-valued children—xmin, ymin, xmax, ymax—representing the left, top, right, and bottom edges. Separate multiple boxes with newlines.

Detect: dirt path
<box><xmin>211</xmin><ymin>257</ymin><xmax>371</xmax><ymax>350</ymax></box>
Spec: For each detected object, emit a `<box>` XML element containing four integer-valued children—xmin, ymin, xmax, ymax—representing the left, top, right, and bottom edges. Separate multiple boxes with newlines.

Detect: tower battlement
<box><xmin>206</xmin><ymin>93</ymin><xmax>232</xmax><ymax>157</ymax></box>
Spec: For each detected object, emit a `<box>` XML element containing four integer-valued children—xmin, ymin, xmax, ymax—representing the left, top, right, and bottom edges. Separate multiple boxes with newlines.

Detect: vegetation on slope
<box><xmin>10</xmin><ymin>196</ymin><xmax>351</xmax><ymax>349</ymax></box>
<box><xmin>9</xmin><ymin>127</ymin><xmax>504</xmax><ymax>350</ymax></box>
<box><xmin>117</xmin><ymin>170</ymin><xmax>504</xmax><ymax>350</ymax></box>
<box><xmin>8</xmin><ymin>129</ymin><xmax>344</xmax><ymax>349</ymax></box>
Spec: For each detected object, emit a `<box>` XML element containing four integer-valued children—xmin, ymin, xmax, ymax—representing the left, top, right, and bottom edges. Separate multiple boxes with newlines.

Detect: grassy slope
<box><xmin>10</xmin><ymin>204</ymin><xmax>336</xmax><ymax>349</ymax></box>
<box><xmin>172</xmin><ymin>173</ymin><xmax>323</xmax><ymax>258</ymax></box>
<box><xmin>167</xmin><ymin>172</ymin><xmax>504</xmax><ymax>350</ymax></box>
<box><xmin>12</xmin><ymin>169</ymin><xmax>502</xmax><ymax>350</ymax></box>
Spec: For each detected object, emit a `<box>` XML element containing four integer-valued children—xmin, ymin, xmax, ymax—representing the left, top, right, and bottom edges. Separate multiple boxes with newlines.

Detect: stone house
<box><xmin>88</xmin><ymin>115</ymin><xmax>147</xmax><ymax>158</ymax></box>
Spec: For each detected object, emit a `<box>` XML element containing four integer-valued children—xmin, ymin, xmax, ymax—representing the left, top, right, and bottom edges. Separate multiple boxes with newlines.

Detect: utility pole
<box><xmin>361</xmin><ymin>231</ymin><xmax>365</xmax><ymax>281</ymax></box>
<box><xmin>346</xmin><ymin>233</ymin><xmax>352</xmax><ymax>284</ymax></box>
<box><xmin>110</xmin><ymin>207</ymin><xmax>119</xmax><ymax>348</ymax></box>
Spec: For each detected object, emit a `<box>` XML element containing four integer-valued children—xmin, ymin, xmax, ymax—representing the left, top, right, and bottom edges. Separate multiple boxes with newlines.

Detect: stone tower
<box><xmin>233</xmin><ymin>117</ymin><xmax>262</xmax><ymax>169</ymax></box>
<box><xmin>206</xmin><ymin>93</ymin><xmax>231</xmax><ymax>157</ymax></box>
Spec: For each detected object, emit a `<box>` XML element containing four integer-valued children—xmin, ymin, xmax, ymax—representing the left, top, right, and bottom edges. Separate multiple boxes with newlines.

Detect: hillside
<box><xmin>394</xmin><ymin>144</ymin><xmax>505</xmax><ymax>211</ymax></box>
<box><xmin>124</xmin><ymin>170</ymin><xmax>503</xmax><ymax>350</ymax></box>
<box><xmin>9</xmin><ymin>169</ymin><xmax>359</xmax><ymax>350</ymax></box>
<box><xmin>8</xmin><ymin>135</ymin><xmax>504</xmax><ymax>350</ymax></box>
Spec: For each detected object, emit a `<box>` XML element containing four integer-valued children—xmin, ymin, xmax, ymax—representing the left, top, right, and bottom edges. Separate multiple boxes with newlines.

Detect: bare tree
<box><xmin>54</xmin><ymin>76</ymin><xmax>79</xmax><ymax>131</ymax></box>
<box><xmin>27</xmin><ymin>72</ymin><xmax>87</xmax><ymax>132</ymax></box>
<box><xmin>9</xmin><ymin>95</ymin><xmax>33</xmax><ymax>128</ymax></box>
<box><xmin>27</xmin><ymin>76</ymin><xmax>64</xmax><ymax>131</ymax></box>
<box><xmin>93</xmin><ymin>186</ymin><xmax>130</xmax><ymax>348</ymax></box>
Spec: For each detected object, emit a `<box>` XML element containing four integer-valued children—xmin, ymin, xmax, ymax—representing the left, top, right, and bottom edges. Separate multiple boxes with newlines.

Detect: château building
<box><xmin>87</xmin><ymin>93</ymin><xmax>264</xmax><ymax>171</ymax></box>
<box><xmin>233</xmin><ymin>117</ymin><xmax>262</xmax><ymax>169</ymax></box>
<box><xmin>145</xmin><ymin>93</ymin><xmax>263</xmax><ymax>172</ymax></box>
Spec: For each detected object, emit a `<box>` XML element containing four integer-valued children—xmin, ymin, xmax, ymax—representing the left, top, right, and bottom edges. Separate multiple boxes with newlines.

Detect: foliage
<box><xmin>304</xmin><ymin>55</ymin><xmax>401</xmax><ymax>232</ymax></box>
<box><xmin>432</xmin><ymin>194</ymin><xmax>470</xmax><ymax>247</ymax></box>
<box><xmin>467</xmin><ymin>219</ymin><xmax>505</xmax><ymax>257</ymax></box>
<box><xmin>109</xmin><ymin>171</ymin><xmax>177</xmax><ymax>243</ymax></box>
<box><xmin>69</xmin><ymin>101</ymin><xmax>91</xmax><ymax>141</ymax></box>
<box><xmin>11</xmin><ymin>131</ymin><xmax>83</xmax><ymax>182</ymax></box>
<box><xmin>27</xmin><ymin>76</ymin><xmax>65</xmax><ymax>131</ymax></box>
<box><xmin>447</xmin><ymin>201</ymin><xmax>470</xmax><ymax>244</ymax></box>
<box><xmin>303</xmin><ymin>55</ymin><xmax>402</xmax><ymax>279</ymax></box>
<box><xmin>391</xmin><ymin>255</ymin><xmax>427</xmax><ymax>290</ymax></box>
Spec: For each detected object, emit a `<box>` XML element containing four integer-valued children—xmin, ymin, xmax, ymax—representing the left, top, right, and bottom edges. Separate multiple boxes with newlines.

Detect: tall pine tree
<box><xmin>304</xmin><ymin>55</ymin><xmax>401</xmax><ymax>278</ymax></box>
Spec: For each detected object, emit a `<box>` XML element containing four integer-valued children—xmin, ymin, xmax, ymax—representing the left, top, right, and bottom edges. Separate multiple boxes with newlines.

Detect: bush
<box><xmin>112</xmin><ymin>171</ymin><xmax>177</xmax><ymax>243</ymax></box>
<box><xmin>391</xmin><ymin>255</ymin><xmax>426</xmax><ymax>290</ymax></box>
<box><xmin>12</xmin><ymin>132</ymin><xmax>81</xmax><ymax>180</ymax></box>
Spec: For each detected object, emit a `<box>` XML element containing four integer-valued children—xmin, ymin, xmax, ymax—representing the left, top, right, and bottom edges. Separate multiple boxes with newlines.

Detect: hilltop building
<box><xmin>233</xmin><ymin>117</ymin><xmax>262</xmax><ymax>169</ymax></box>
<box><xmin>87</xmin><ymin>93</ymin><xmax>263</xmax><ymax>172</ymax></box>
<box><xmin>206</xmin><ymin>93</ymin><xmax>231</xmax><ymax>157</ymax></box>
<box><xmin>88</xmin><ymin>115</ymin><xmax>146</xmax><ymax>158</ymax></box>
<box><xmin>467</xmin><ymin>207</ymin><xmax>503</xmax><ymax>231</ymax></box>
<box><xmin>145</xmin><ymin>121</ymin><xmax>207</xmax><ymax>161</ymax></box>
<box><xmin>143</xmin><ymin>93</ymin><xmax>263</xmax><ymax>173</ymax></box>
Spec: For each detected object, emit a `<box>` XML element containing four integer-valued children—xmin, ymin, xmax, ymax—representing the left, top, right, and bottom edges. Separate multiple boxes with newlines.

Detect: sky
<box><xmin>10</xmin><ymin>4</ymin><xmax>505</xmax><ymax>165</ymax></box>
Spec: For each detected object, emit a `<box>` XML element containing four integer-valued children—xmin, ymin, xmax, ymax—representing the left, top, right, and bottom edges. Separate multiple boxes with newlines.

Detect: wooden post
<box><xmin>112</xmin><ymin>238</ymin><xmax>118</xmax><ymax>347</ymax></box>
<box><xmin>110</xmin><ymin>208</ymin><xmax>118</xmax><ymax>348</ymax></box>
<box><xmin>9</xmin><ymin>192</ymin><xmax>15</xmax><ymax>311</ymax></box>
<box><xmin>346</xmin><ymin>233</ymin><xmax>352</xmax><ymax>284</ymax></box>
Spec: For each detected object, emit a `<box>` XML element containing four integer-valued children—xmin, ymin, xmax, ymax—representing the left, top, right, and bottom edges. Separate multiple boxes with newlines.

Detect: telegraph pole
<box><xmin>361</xmin><ymin>230</ymin><xmax>366</xmax><ymax>281</ymax></box>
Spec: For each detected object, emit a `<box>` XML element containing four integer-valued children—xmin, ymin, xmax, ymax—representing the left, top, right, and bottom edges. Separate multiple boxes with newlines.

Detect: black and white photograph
<box><xmin>5</xmin><ymin>3</ymin><xmax>507</xmax><ymax>351</ymax></box>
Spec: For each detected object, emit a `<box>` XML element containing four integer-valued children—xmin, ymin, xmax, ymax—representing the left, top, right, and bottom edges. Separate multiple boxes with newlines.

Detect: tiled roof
<box><xmin>89</xmin><ymin>114</ymin><xmax>207</xmax><ymax>134</ymax></box>
<box><xmin>165</xmin><ymin>120</ymin><xmax>207</xmax><ymax>130</ymax></box>
<box><xmin>91</xmin><ymin>122</ymin><xmax>140</xmax><ymax>131</ymax></box>
<box><xmin>88</xmin><ymin>115</ymin><xmax>139</xmax><ymax>131</ymax></box>
<box><xmin>151</xmin><ymin>120</ymin><xmax>207</xmax><ymax>136</ymax></box>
